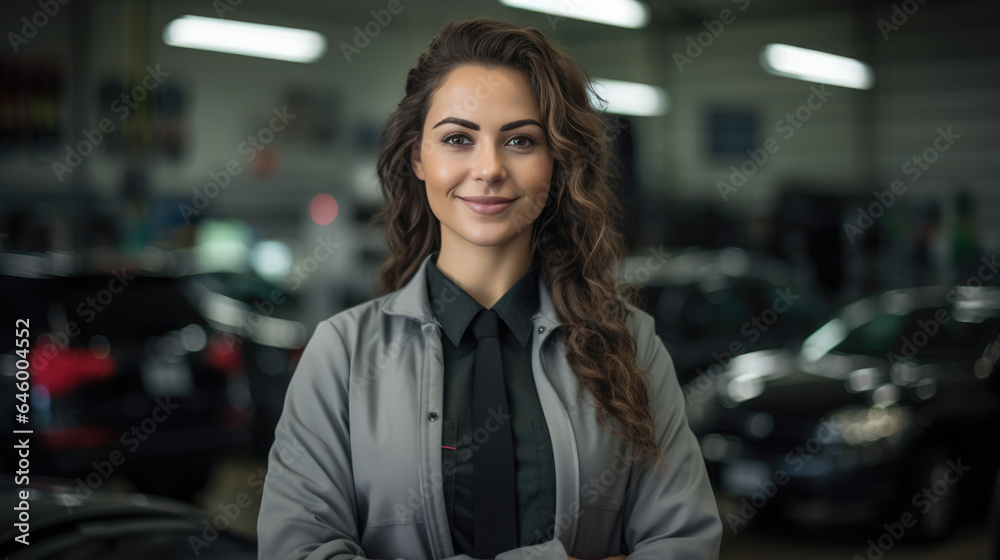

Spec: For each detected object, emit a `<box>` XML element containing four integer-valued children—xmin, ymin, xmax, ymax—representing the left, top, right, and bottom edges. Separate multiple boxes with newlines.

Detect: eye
<box><xmin>442</xmin><ymin>132</ymin><xmax>471</xmax><ymax>146</ymax></box>
<box><xmin>507</xmin><ymin>135</ymin><xmax>536</xmax><ymax>149</ymax></box>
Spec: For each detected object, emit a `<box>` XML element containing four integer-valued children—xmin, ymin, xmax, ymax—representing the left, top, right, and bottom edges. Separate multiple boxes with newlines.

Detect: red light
<box><xmin>206</xmin><ymin>332</ymin><xmax>243</xmax><ymax>374</ymax></box>
<box><xmin>39</xmin><ymin>425</ymin><xmax>116</xmax><ymax>448</ymax></box>
<box><xmin>30</xmin><ymin>341</ymin><xmax>116</xmax><ymax>398</ymax></box>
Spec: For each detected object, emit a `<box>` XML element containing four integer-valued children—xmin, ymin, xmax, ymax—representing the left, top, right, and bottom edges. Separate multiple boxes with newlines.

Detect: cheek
<box><xmin>520</xmin><ymin>156</ymin><xmax>554</xmax><ymax>193</ymax></box>
<box><xmin>514</xmin><ymin>159</ymin><xmax>554</xmax><ymax>223</ymax></box>
<box><xmin>528</xmin><ymin>151</ymin><xmax>554</xmax><ymax>178</ymax></box>
<box><xmin>422</xmin><ymin>151</ymin><xmax>456</xmax><ymax>214</ymax></box>
<box><xmin>423</xmin><ymin>148</ymin><xmax>464</xmax><ymax>187</ymax></box>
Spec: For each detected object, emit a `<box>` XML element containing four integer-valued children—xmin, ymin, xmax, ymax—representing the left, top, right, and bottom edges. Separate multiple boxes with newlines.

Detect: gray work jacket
<box><xmin>257</xmin><ymin>252</ymin><xmax>722</xmax><ymax>560</ymax></box>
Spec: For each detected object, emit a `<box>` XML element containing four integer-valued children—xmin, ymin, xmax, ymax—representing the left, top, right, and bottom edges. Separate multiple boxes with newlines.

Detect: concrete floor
<box><xmin>193</xmin><ymin>455</ymin><xmax>994</xmax><ymax>558</ymax></box>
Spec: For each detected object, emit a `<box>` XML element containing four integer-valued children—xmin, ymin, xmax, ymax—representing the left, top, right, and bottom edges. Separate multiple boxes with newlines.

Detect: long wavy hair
<box><xmin>371</xmin><ymin>18</ymin><xmax>663</xmax><ymax>471</ymax></box>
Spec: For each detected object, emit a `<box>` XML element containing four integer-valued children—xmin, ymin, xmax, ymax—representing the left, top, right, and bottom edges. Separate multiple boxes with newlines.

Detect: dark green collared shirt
<box><xmin>426</xmin><ymin>252</ymin><xmax>557</xmax><ymax>553</ymax></box>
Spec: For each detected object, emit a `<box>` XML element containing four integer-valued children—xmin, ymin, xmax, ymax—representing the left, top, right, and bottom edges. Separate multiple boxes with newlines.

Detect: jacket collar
<box><xmin>381</xmin><ymin>250</ymin><xmax>562</xmax><ymax>331</ymax></box>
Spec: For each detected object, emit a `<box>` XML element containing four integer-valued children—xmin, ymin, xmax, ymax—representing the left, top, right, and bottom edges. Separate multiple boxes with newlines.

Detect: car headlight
<box><xmin>817</xmin><ymin>405</ymin><xmax>912</xmax><ymax>447</ymax></box>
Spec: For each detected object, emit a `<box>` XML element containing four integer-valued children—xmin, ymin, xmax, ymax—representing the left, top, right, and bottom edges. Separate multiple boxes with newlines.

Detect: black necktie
<box><xmin>471</xmin><ymin>308</ymin><xmax>518</xmax><ymax>557</ymax></box>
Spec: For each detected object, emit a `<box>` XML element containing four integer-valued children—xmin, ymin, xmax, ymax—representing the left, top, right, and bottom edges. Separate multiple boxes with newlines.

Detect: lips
<box><xmin>458</xmin><ymin>196</ymin><xmax>516</xmax><ymax>204</ymax></box>
<box><xmin>458</xmin><ymin>195</ymin><xmax>518</xmax><ymax>216</ymax></box>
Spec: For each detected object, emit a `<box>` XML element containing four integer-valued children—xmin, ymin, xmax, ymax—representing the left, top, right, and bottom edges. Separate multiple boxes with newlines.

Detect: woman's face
<box><xmin>411</xmin><ymin>64</ymin><xmax>554</xmax><ymax>250</ymax></box>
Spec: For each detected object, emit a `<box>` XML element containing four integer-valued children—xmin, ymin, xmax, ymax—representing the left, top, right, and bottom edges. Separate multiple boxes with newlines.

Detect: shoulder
<box><xmin>307</xmin><ymin>288</ymin><xmax>426</xmax><ymax>372</ymax></box>
<box><xmin>623</xmin><ymin>300</ymin><xmax>656</xmax><ymax>337</ymax></box>
<box><xmin>620</xmin><ymin>300</ymin><xmax>678</xmax><ymax>392</ymax></box>
<box><xmin>316</xmin><ymin>292</ymin><xmax>399</xmax><ymax>347</ymax></box>
<box><xmin>292</xmin><ymin>293</ymin><xmax>402</xmax><ymax>393</ymax></box>
<box><xmin>622</xmin><ymin>301</ymin><xmax>660</xmax><ymax>359</ymax></box>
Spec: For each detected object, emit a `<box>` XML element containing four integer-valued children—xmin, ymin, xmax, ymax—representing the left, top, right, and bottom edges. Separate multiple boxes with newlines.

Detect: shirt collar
<box><xmin>381</xmin><ymin>250</ymin><xmax>561</xmax><ymax>333</ymax></box>
<box><xmin>425</xmin><ymin>251</ymin><xmax>539</xmax><ymax>347</ymax></box>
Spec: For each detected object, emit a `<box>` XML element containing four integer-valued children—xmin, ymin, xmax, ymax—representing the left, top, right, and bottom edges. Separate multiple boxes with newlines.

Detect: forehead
<box><xmin>425</xmin><ymin>65</ymin><xmax>540</xmax><ymax>124</ymax></box>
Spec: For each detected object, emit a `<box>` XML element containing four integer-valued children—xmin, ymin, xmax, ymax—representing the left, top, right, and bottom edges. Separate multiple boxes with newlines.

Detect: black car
<box><xmin>0</xmin><ymin>478</ymin><xmax>256</xmax><ymax>559</ymax></box>
<box><xmin>182</xmin><ymin>271</ymin><xmax>308</xmax><ymax>456</ymax></box>
<box><xmin>623</xmin><ymin>247</ymin><xmax>831</xmax><ymax>387</ymax></box>
<box><xmin>0</xmin><ymin>271</ymin><xmax>253</xmax><ymax>501</ymax></box>
<box><xmin>690</xmin><ymin>285</ymin><xmax>1000</xmax><ymax>539</ymax></box>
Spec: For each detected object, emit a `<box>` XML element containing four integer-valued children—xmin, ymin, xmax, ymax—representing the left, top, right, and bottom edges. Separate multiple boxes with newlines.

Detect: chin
<box><xmin>451</xmin><ymin>225</ymin><xmax>517</xmax><ymax>247</ymax></box>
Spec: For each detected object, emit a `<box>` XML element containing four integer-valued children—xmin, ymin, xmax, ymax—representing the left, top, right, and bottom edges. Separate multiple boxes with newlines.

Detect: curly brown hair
<box><xmin>370</xmin><ymin>17</ymin><xmax>663</xmax><ymax>471</ymax></box>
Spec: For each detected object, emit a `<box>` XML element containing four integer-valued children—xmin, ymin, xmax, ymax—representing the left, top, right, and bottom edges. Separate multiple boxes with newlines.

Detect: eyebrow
<box><xmin>432</xmin><ymin>117</ymin><xmax>544</xmax><ymax>132</ymax></box>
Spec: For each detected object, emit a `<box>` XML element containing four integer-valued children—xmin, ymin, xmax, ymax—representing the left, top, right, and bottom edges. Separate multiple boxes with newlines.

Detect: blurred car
<box><xmin>691</xmin><ymin>285</ymin><xmax>1000</xmax><ymax>539</ymax></box>
<box><xmin>622</xmin><ymin>247</ymin><xmax>832</xmax><ymax>387</ymax></box>
<box><xmin>0</xmin><ymin>271</ymin><xmax>253</xmax><ymax>501</ymax></box>
<box><xmin>0</xmin><ymin>477</ymin><xmax>256</xmax><ymax>559</ymax></box>
<box><xmin>182</xmin><ymin>271</ymin><xmax>308</xmax><ymax>456</ymax></box>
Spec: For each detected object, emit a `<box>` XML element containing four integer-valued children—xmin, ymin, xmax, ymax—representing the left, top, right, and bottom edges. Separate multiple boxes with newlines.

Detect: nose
<box><xmin>472</xmin><ymin>144</ymin><xmax>506</xmax><ymax>185</ymax></box>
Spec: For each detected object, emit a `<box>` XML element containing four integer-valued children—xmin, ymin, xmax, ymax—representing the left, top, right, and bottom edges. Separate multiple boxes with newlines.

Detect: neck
<box><xmin>434</xmin><ymin>228</ymin><xmax>533</xmax><ymax>309</ymax></box>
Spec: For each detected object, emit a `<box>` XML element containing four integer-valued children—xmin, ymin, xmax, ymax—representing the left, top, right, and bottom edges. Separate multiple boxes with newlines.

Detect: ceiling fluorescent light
<box><xmin>499</xmin><ymin>0</ymin><xmax>649</xmax><ymax>29</ymax></box>
<box><xmin>760</xmin><ymin>43</ymin><xmax>873</xmax><ymax>90</ymax></box>
<box><xmin>163</xmin><ymin>15</ymin><xmax>326</xmax><ymax>63</ymax></box>
<box><xmin>590</xmin><ymin>79</ymin><xmax>669</xmax><ymax>117</ymax></box>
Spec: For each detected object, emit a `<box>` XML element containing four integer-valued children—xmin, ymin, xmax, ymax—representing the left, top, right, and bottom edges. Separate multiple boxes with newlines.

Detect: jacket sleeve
<box><xmin>620</xmin><ymin>313</ymin><xmax>723</xmax><ymax>559</ymax></box>
<box><xmin>257</xmin><ymin>319</ymin><xmax>574</xmax><ymax>560</ymax></box>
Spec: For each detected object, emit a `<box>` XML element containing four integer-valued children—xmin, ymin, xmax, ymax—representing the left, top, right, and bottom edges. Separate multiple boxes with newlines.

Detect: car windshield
<box><xmin>829</xmin><ymin>312</ymin><xmax>909</xmax><ymax>356</ymax></box>
<box><xmin>660</xmin><ymin>277</ymin><xmax>827</xmax><ymax>342</ymax></box>
<box><xmin>827</xmin><ymin>306</ymin><xmax>996</xmax><ymax>360</ymax></box>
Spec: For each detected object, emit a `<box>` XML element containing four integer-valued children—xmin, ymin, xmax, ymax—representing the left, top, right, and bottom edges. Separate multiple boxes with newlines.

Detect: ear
<box><xmin>410</xmin><ymin>140</ymin><xmax>425</xmax><ymax>181</ymax></box>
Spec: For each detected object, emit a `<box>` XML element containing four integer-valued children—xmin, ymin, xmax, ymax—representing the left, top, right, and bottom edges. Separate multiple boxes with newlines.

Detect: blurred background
<box><xmin>1</xmin><ymin>0</ymin><xmax>999</xmax><ymax>558</ymax></box>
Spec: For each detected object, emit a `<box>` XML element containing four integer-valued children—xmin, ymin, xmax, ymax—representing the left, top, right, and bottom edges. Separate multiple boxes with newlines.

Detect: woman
<box><xmin>257</xmin><ymin>17</ymin><xmax>722</xmax><ymax>560</ymax></box>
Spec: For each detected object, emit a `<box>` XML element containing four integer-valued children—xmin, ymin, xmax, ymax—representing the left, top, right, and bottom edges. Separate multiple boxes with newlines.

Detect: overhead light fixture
<box><xmin>499</xmin><ymin>0</ymin><xmax>650</xmax><ymax>29</ymax></box>
<box><xmin>163</xmin><ymin>15</ymin><xmax>326</xmax><ymax>63</ymax></box>
<box><xmin>589</xmin><ymin>79</ymin><xmax>669</xmax><ymax>116</ymax></box>
<box><xmin>760</xmin><ymin>43</ymin><xmax>874</xmax><ymax>90</ymax></box>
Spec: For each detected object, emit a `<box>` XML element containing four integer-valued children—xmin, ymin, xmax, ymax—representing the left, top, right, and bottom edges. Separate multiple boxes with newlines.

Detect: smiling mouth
<box><xmin>458</xmin><ymin>196</ymin><xmax>517</xmax><ymax>204</ymax></box>
<box><xmin>458</xmin><ymin>196</ymin><xmax>518</xmax><ymax>216</ymax></box>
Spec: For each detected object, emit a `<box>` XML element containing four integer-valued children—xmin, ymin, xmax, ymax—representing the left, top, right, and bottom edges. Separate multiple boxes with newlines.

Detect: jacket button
<box><xmin>428</xmin><ymin>412</ymin><xmax>439</xmax><ymax>422</ymax></box>
<box><xmin>537</xmin><ymin>326</ymin><xmax>545</xmax><ymax>334</ymax></box>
